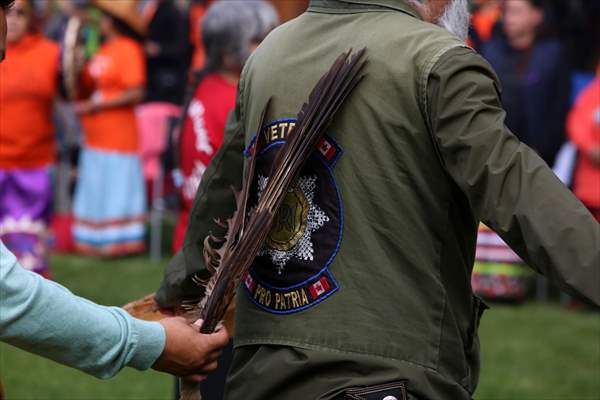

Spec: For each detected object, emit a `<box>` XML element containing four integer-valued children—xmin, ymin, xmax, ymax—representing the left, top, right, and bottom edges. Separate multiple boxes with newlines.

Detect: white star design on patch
<box><xmin>257</xmin><ymin>174</ymin><xmax>329</xmax><ymax>275</ymax></box>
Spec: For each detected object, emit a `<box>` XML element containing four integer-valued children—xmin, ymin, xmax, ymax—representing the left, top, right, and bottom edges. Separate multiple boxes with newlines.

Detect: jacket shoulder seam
<box><xmin>418</xmin><ymin>43</ymin><xmax>470</xmax><ymax>120</ymax></box>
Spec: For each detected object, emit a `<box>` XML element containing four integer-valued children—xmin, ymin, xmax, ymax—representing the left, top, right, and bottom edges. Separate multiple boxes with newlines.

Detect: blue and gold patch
<box><xmin>244</xmin><ymin>119</ymin><xmax>343</xmax><ymax>314</ymax></box>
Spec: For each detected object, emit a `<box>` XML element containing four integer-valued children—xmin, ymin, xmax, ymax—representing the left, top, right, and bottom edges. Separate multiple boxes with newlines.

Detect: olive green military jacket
<box><xmin>157</xmin><ymin>1</ymin><xmax>600</xmax><ymax>399</ymax></box>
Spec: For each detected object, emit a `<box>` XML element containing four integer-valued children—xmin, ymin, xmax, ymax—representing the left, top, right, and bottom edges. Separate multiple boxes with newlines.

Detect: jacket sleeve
<box><xmin>156</xmin><ymin>102</ymin><xmax>246</xmax><ymax>308</ymax></box>
<box><xmin>423</xmin><ymin>46</ymin><xmax>600</xmax><ymax>305</ymax></box>
<box><xmin>0</xmin><ymin>242</ymin><xmax>165</xmax><ymax>379</ymax></box>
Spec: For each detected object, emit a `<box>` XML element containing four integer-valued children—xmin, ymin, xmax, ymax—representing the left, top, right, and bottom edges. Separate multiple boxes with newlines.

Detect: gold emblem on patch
<box><xmin>266</xmin><ymin>186</ymin><xmax>308</xmax><ymax>251</ymax></box>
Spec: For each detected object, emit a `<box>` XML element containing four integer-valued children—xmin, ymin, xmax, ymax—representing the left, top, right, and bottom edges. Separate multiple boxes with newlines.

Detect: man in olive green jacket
<box><xmin>157</xmin><ymin>0</ymin><xmax>600</xmax><ymax>399</ymax></box>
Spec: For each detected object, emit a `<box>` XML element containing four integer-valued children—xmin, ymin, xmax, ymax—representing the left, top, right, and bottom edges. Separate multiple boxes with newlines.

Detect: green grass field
<box><xmin>1</xmin><ymin>254</ymin><xmax>599</xmax><ymax>400</ymax></box>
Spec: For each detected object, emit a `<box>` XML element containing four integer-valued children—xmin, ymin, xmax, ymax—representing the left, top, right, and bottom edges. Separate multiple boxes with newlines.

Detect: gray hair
<box><xmin>201</xmin><ymin>0</ymin><xmax>279</xmax><ymax>71</ymax></box>
<box><xmin>437</xmin><ymin>0</ymin><xmax>470</xmax><ymax>41</ymax></box>
<box><xmin>245</xmin><ymin>0</ymin><xmax>280</xmax><ymax>41</ymax></box>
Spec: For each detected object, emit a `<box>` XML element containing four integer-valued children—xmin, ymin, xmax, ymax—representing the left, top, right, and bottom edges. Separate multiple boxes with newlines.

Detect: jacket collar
<box><xmin>308</xmin><ymin>0</ymin><xmax>422</xmax><ymax>20</ymax></box>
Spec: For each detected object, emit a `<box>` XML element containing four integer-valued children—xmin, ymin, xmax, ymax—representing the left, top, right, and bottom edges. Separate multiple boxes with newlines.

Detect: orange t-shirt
<box><xmin>81</xmin><ymin>37</ymin><xmax>145</xmax><ymax>153</ymax></box>
<box><xmin>0</xmin><ymin>34</ymin><xmax>59</xmax><ymax>169</ymax></box>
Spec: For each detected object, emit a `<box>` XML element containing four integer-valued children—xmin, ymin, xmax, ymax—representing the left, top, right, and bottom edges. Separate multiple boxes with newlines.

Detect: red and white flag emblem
<box><xmin>244</xmin><ymin>273</ymin><xmax>256</xmax><ymax>292</ymax></box>
<box><xmin>317</xmin><ymin>138</ymin><xmax>336</xmax><ymax>161</ymax></box>
<box><xmin>309</xmin><ymin>277</ymin><xmax>331</xmax><ymax>299</ymax></box>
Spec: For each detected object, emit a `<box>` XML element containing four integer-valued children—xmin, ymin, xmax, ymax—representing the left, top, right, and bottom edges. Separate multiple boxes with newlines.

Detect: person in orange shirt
<box><xmin>568</xmin><ymin>64</ymin><xmax>600</xmax><ymax>222</ymax></box>
<box><xmin>0</xmin><ymin>0</ymin><xmax>59</xmax><ymax>277</ymax></box>
<box><xmin>72</xmin><ymin>0</ymin><xmax>147</xmax><ymax>257</ymax></box>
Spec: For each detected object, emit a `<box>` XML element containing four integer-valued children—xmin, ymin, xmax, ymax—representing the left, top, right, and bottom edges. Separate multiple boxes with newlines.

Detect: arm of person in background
<box><xmin>424</xmin><ymin>46</ymin><xmax>600</xmax><ymax>305</ymax></box>
<box><xmin>0</xmin><ymin>241</ymin><xmax>229</xmax><ymax>381</ymax></box>
<box><xmin>73</xmin><ymin>86</ymin><xmax>145</xmax><ymax>114</ymax></box>
<box><xmin>567</xmin><ymin>79</ymin><xmax>600</xmax><ymax>166</ymax></box>
<box><xmin>156</xmin><ymin>102</ymin><xmax>246</xmax><ymax>308</ymax></box>
<box><xmin>75</xmin><ymin>39</ymin><xmax>146</xmax><ymax>115</ymax></box>
<box><xmin>74</xmin><ymin>64</ymin><xmax>97</xmax><ymax>101</ymax></box>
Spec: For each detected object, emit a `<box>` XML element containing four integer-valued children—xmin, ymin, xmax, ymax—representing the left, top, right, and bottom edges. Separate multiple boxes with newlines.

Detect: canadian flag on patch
<box><xmin>244</xmin><ymin>272</ymin><xmax>256</xmax><ymax>292</ymax></box>
<box><xmin>317</xmin><ymin>137</ymin><xmax>336</xmax><ymax>161</ymax></box>
<box><xmin>309</xmin><ymin>277</ymin><xmax>331</xmax><ymax>300</ymax></box>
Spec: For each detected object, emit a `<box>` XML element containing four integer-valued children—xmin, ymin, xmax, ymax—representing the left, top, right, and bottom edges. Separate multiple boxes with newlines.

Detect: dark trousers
<box><xmin>174</xmin><ymin>340</ymin><xmax>234</xmax><ymax>400</ymax></box>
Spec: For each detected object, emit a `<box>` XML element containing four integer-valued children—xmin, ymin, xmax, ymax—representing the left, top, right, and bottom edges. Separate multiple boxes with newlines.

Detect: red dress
<box><xmin>173</xmin><ymin>74</ymin><xmax>237</xmax><ymax>252</ymax></box>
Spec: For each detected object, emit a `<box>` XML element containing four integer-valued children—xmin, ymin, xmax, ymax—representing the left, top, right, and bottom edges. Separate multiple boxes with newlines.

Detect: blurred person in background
<box><xmin>42</xmin><ymin>0</ymin><xmax>84</xmax><ymax>42</ymax></box>
<box><xmin>188</xmin><ymin>0</ymin><xmax>213</xmax><ymax>71</ymax></box>
<box><xmin>0</xmin><ymin>0</ymin><xmax>230</xmax><ymax>389</ymax></box>
<box><xmin>482</xmin><ymin>0</ymin><xmax>570</xmax><ymax>167</ymax></box>
<box><xmin>136</xmin><ymin>0</ymin><xmax>191</xmax><ymax>202</ymax></box>
<box><xmin>172</xmin><ymin>0</ymin><xmax>279</xmax><ymax>253</ymax></box>
<box><xmin>472</xmin><ymin>0</ymin><xmax>570</xmax><ymax>301</ymax></box>
<box><xmin>72</xmin><ymin>0</ymin><xmax>147</xmax><ymax>257</ymax></box>
<box><xmin>568</xmin><ymin>62</ymin><xmax>600</xmax><ymax>222</ymax></box>
<box><xmin>41</xmin><ymin>0</ymin><xmax>92</xmax><ymax>254</ymax></box>
<box><xmin>469</xmin><ymin>0</ymin><xmax>501</xmax><ymax>50</ymax></box>
<box><xmin>0</xmin><ymin>0</ymin><xmax>59</xmax><ymax>277</ymax></box>
<box><xmin>546</xmin><ymin>0</ymin><xmax>600</xmax><ymax>73</ymax></box>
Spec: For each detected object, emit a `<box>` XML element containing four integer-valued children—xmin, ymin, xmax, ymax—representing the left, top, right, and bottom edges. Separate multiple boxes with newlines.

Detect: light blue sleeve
<box><xmin>0</xmin><ymin>241</ymin><xmax>166</xmax><ymax>379</ymax></box>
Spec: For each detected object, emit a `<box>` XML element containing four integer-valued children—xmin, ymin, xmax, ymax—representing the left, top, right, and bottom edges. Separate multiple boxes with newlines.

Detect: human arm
<box><xmin>153</xmin><ymin>317</ymin><xmax>229</xmax><ymax>381</ymax></box>
<box><xmin>424</xmin><ymin>47</ymin><xmax>600</xmax><ymax>305</ymax></box>
<box><xmin>75</xmin><ymin>40</ymin><xmax>146</xmax><ymax>114</ymax></box>
<box><xmin>74</xmin><ymin>86</ymin><xmax>145</xmax><ymax>114</ymax></box>
<box><xmin>0</xmin><ymin>241</ymin><xmax>228</xmax><ymax>379</ymax></box>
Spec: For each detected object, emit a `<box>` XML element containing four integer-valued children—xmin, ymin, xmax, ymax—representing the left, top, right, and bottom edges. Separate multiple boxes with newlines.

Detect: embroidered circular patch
<box><xmin>265</xmin><ymin>183</ymin><xmax>309</xmax><ymax>252</ymax></box>
<box><xmin>243</xmin><ymin>119</ymin><xmax>343</xmax><ymax>314</ymax></box>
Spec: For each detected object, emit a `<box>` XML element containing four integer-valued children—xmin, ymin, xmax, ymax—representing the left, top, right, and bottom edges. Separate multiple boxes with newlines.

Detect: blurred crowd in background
<box><xmin>0</xmin><ymin>0</ymin><xmax>598</xmax><ymax>304</ymax></box>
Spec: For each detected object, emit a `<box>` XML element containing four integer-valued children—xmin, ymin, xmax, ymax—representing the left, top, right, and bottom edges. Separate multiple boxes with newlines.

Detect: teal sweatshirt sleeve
<box><xmin>0</xmin><ymin>241</ymin><xmax>166</xmax><ymax>379</ymax></box>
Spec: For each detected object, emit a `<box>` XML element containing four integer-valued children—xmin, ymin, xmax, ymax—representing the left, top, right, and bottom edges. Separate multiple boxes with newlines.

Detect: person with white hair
<box><xmin>157</xmin><ymin>0</ymin><xmax>599</xmax><ymax>399</ymax></box>
<box><xmin>172</xmin><ymin>0</ymin><xmax>278</xmax><ymax>252</ymax></box>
